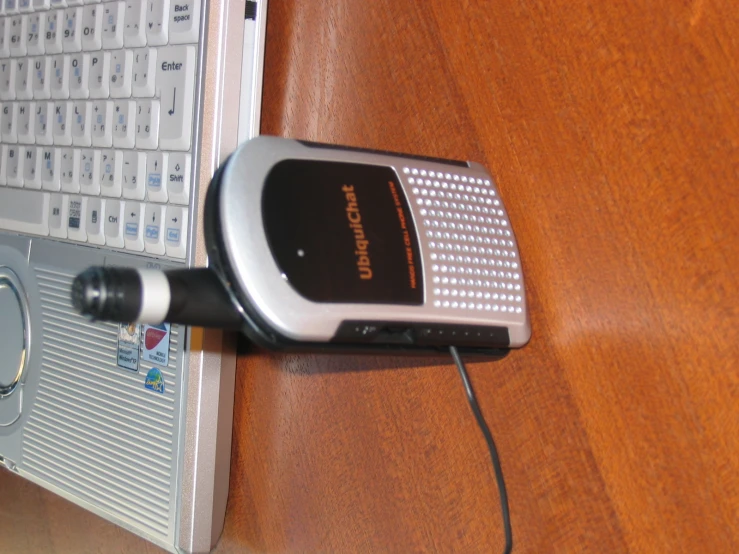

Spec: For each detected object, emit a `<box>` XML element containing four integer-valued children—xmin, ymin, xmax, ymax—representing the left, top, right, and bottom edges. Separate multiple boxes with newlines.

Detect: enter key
<box><xmin>156</xmin><ymin>45</ymin><xmax>195</xmax><ymax>151</ymax></box>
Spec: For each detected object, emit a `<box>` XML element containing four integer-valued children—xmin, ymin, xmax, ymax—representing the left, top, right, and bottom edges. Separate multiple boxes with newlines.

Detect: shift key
<box><xmin>156</xmin><ymin>45</ymin><xmax>195</xmax><ymax>151</ymax></box>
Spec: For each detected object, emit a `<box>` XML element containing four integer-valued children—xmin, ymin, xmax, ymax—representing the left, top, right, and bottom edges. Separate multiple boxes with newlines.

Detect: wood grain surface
<box><xmin>2</xmin><ymin>0</ymin><xmax>737</xmax><ymax>552</ymax></box>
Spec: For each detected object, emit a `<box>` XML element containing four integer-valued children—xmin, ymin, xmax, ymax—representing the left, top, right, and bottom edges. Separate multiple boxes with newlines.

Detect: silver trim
<box><xmin>218</xmin><ymin>137</ymin><xmax>531</xmax><ymax>347</ymax></box>
<box><xmin>177</xmin><ymin>0</ymin><xmax>268</xmax><ymax>552</ymax></box>
<box><xmin>0</xmin><ymin>269</ymin><xmax>29</xmax><ymax>398</ymax></box>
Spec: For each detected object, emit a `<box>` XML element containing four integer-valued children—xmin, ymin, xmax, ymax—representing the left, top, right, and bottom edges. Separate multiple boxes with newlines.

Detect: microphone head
<box><xmin>72</xmin><ymin>267</ymin><xmax>105</xmax><ymax>318</ymax></box>
<box><xmin>71</xmin><ymin>267</ymin><xmax>143</xmax><ymax>323</ymax></box>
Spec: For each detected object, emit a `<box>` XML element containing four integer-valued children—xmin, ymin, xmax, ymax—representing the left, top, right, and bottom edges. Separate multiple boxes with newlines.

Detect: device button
<box><xmin>415</xmin><ymin>324</ymin><xmax>510</xmax><ymax>348</ymax></box>
<box><xmin>332</xmin><ymin>322</ymin><xmax>414</xmax><ymax>344</ymax></box>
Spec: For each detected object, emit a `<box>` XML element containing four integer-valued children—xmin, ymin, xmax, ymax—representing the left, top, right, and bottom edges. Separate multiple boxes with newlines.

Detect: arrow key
<box><xmin>144</xmin><ymin>202</ymin><xmax>166</xmax><ymax>255</ymax></box>
<box><xmin>123</xmin><ymin>200</ymin><xmax>144</xmax><ymax>251</ymax></box>
<box><xmin>145</xmin><ymin>150</ymin><xmax>167</xmax><ymax>202</ymax></box>
<box><xmin>164</xmin><ymin>204</ymin><xmax>187</xmax><ymax>259</ymax></box>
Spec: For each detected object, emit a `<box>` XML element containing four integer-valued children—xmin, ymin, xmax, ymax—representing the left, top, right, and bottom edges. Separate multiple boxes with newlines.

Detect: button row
<box><xmin>0</xmin><ymin>187</ymin><xmax>187</xmax><ymax>258</ymax></box>
<box><xmin>0</xmin><ymin>44</ymin><xmax>196</xmax><ymax>150</ymax></box>
<box><xmin>1</xmin><ymin>99</ymin><xmax>162</xmax><ymax>149</ymax></box>
<box><xmin>0</xmin><ymin>48</ymin><xmax>158</xmax><ymax>101</ymax></box>
<box><xmin>0</xmin><ymin>145</ymin><xmax>191</xmax><ymax>205</ymax></box>
<box><xmin>0</xmin><ymin>1</ymin><xmax>200</xmax><ymax>52</ymax></box>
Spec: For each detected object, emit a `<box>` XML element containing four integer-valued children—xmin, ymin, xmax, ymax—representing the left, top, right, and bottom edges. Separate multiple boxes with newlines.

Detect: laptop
<box><xmin>0</xmin><ymin>0</ymin><xmax>268</xmax><ymax>552</ymax></box>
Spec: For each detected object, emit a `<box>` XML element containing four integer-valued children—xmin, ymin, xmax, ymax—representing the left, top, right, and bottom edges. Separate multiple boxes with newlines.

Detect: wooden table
<box><xmin>2</xmin><ymin>0</ymin><xmax>737</xmax><ymax>552</ymax></box>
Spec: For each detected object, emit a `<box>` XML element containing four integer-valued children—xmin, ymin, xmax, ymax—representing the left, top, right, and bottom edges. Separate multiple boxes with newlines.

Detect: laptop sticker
<box><xmin>117</xmin><ymin>323</ymin><xmax>140</xmax><ymax>371</ymax></box>
<box><xmin>142</xmin><ymin>323</ymin><xmax>170</xmax><ymax>366</ymax></box>
<box><xmin>144</xmin><ymin>367</ymin><xmax>165</xmax><ymax>394</ymax></box>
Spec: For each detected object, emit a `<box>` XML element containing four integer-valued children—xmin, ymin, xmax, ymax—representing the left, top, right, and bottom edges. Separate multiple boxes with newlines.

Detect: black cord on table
<box><xmin>450</xmin><ymin>346</ymin><xmax>513</xmax><ymax>554</ymax></box>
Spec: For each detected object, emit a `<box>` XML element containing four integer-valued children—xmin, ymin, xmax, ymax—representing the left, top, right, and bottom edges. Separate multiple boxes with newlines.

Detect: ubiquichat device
<box><xmin>203</xmin><ymin>136</ymin><xmax>530</xmax><ymax>355</ymax></box>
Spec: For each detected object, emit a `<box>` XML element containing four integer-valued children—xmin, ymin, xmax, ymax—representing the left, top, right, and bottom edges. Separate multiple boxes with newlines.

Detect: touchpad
<box><xmin>0</xmin><ymin>269</ymin><xmax>27</xmax><ymax>426</ymax></box>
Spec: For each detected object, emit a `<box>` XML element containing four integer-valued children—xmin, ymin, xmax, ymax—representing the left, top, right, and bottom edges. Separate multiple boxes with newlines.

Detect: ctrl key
<box><xmin>164</xmin><ymin>205</ymin><xmax>187</xmax><ymax>258</ymax></box>
<box><xmin>104</xmin><ymin>199</ymin><xmax>125</xmax><ymax>248</ymax></box>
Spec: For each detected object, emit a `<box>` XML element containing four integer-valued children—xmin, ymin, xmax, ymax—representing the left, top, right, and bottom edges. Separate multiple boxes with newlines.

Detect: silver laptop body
<box><xmin>0</xmin><ymin>0</ymin><xmax>268</xmax><ymax>551</ymax></box>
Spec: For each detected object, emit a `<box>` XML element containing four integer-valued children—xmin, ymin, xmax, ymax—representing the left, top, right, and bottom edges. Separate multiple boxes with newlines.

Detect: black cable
<box><xmin>450</xmin><ymin>345</ymin><xmax>513</xmax><ymax>554</ymax></box>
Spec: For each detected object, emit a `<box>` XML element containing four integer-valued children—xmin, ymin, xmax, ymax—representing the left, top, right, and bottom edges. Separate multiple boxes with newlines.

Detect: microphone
<box><xmin>71</xmin><ymin>266</ymin><xmax>244</xmax><ymax>330</ymax></box>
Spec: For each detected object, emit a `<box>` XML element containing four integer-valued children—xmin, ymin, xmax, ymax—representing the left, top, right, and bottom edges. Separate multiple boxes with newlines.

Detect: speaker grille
<box><xmin>22</xmin><ymin>266</ymin><xmax>179</xmax><ymax>541</ymax></box>
<box><xmin>402</xmin><ymin>166</ymin><xmax>524</xmax><ymax>314</ymax></box>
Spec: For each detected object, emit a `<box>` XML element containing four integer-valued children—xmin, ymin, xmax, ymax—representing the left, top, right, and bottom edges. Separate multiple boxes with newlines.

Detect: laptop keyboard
<box><xmin>0</xmin><ymin>0</ymin><xmax>201</xmax><ymax>259</ymax></box>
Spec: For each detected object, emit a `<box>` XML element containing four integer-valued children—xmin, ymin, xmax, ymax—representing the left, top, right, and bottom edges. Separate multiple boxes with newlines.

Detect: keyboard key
<box><xmin>167</xmin><ymin>151</ymin><xmax>189</xmax><ymax>205</ymax></box>
<box><xmin>102</xmin><ymin>1</ymin><xmax>125</xmax><ymax>50</ymax></box>
<box><xmin>90</xmin><ymin>99</ymin><xmax>112</xmax><ymax>146</ymax></box>
<box><xmin>40</xmin><ymin>146</ymin><xmax>60</xmax><ymax>190</ymax></box>
<box><xmin>104</xmin><ymin>197</ymin><xmax>124</xmax><ymax>247</ymax></box>
<box><xmin>2</xmin><ymin>103</ymin><xmax>18</xmax><ymax>142</ymax></box>
<box><xmin>71</xmin><ymin>100</ymin><xmax>91</xmax><ymax>145</ymax></box>
<box><xmin>121</xmin><ymin>149</ymin><xmax>144</xmax><ymax>199</ymax></box>
<box><xmin>17</xmin><ymin>102</ymin><xmax>33</xmax><ymax>143</ymax></box>
<box><xmin>23</xmin><ymin>146</ymin><xmax>42</xmax><ymax>188</ymax></box>
<box><xmin>88</xmin><ymin>51</ymin><xmax>110</xmax><ymax>98</ymax></box>
<box><xmin>52</xmin><ymin>100</ymin><xmax>73</xmax><ymax>144</ymax></box>
<box><xmin>78</xmin><ymin>147</ymin><xmax>99</xmax><ymax>194</ymax></box>
<box><xmin>27</xmin><ymin>11</ymin><xmax>44</xmax><ymax>55</ymax></box>
<box><xmin>143</xmin><ymin>201</ymin><xmax>165</xmax><ymax>254</ymax></box>
<box><xmin>123</xmin><ymin>0</ymin><xmax>146</xmax><ymax>48</ymax></box>
<box><xmin>49</xmin><ymin>192</ymin><xmax>68</xmax><ymax>238</ymax></box>
<box><xmin>112</xmin><ymin>98</ymin><xmax>135</xmax><ymax>147</ymax></box>
<box><xmin>6</xmin><ymin>145</ymin><xmax>22</xmax><ymax>186</ymax></box>
<box><xmin>19</xmin><ymin>0</ymin><xmax>33</xmax><ymax>11</ymax></box>
<box><xmin>86</xmin><ymin>196</ymin><xmax>104</xmax><ymax>244</ymax></box>
<box><xmin>131</xmin><ymin>47</ymin><xmax>155</xmax><ymax>97</ymax></box>
<box><xmin>0</xmin><ymin>18</ymin><xmax>10</xmax><ymax>58</ymax></box>
<box><xmin>145</xmin><ymin>150</ymin><xmax>166</xmax><ymax>201</ymax></box>
<box><xmin>32</xmin><ymin>56</ymin><xmax>51</xmax><ymax>99</ymax></box>
<box><xmin>62</xmin><ymin>7</ymin><xmax>82</xmax><ymax>52</ymax></box>
<box><xmin>146</xmin><ymin>0</ymin><xmax>169</xmax><ymax>46</ymax></box>
<box><xmin>59</xmin><ymin>146</ymin><xmax>79</xmax><ymax>191</ymax></box>
<box><xmin>123</xmin><ymin>199</ymin><xmax>143</xmax><ymax>250</ymax></box>
<box><xmin>0</xmin><ymin>187</ymin><xmax>50</xmax><ymax>235</ymax></box>
<box><xmin>66</xmin><ymin>194</ymin><xmax>86</xmax><ymax>240</ymax></box>
<box><xmin>164</xmin><ymin>204</ymin><xmax>186</xmax><ymax>258</ymax></box>
<box><xmin>44</xmin><ymin>8</ymin><xmax>64</xmax><ymax>54</ymax></box>
<box><xmin>50</xmin><ymin>54</ymin><xmax>70</xmax><ymax>99</ymax></box>
<box><xmin>168</xmin><ymin>0</ymin><xmax>200</xmax><ymax>45</ymax></box>
<box><xmin>99</xmin><ymin>148</ymin><xmax>122</xmax><ymax>196</ymax></box>
<box><xmin>109</xmin><ymin>49</ymin><xmax>132</xmax><ymax>97</ymax></box>
<box><xmin>0</xmin><ymin>145</ymin><xmax>6</xmax><ymax>185</ymax></box>
<box><xmin>80</xmin><ymin>3</ymin><xmax>102</xmax><ymax>51</ymax></box>
<box><xmin>14</xmin><ymin>59</ymin><xmax>33</xmax><ymax>100</ymax></box>
<box><xmin>34</xmin><ymin>101</ymin><xmax>53</xmax><ymax>144</ymax></box>
<box><xmin>156</xmin><ymin>45</ymin><xmax>194</xmax><ymax>150</ymax></box>
<box><xmin>68</xmin><ymin>52</ymin><xmax>89</xmax><ymax>99</ymax></box>
<box><xmin>135</xmin><ymin>98</ymin><xmax>158</xmax><ymax>149</ymax></box>
<box><xmin>9</xmin><ymin>15</ymin><xmax>28</xmax><ymax>57</ymax></box>
<box><xmin>0</xmin><ymin>60</ymin><xmax>16</xmax><ymax>100</ymax></box>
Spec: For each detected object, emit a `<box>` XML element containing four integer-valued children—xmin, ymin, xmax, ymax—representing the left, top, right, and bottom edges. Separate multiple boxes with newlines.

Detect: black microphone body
<box><xmin>72</xmin><ymin>267</ymin><xmax>243</xmax><ymax>330</ymax></box>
